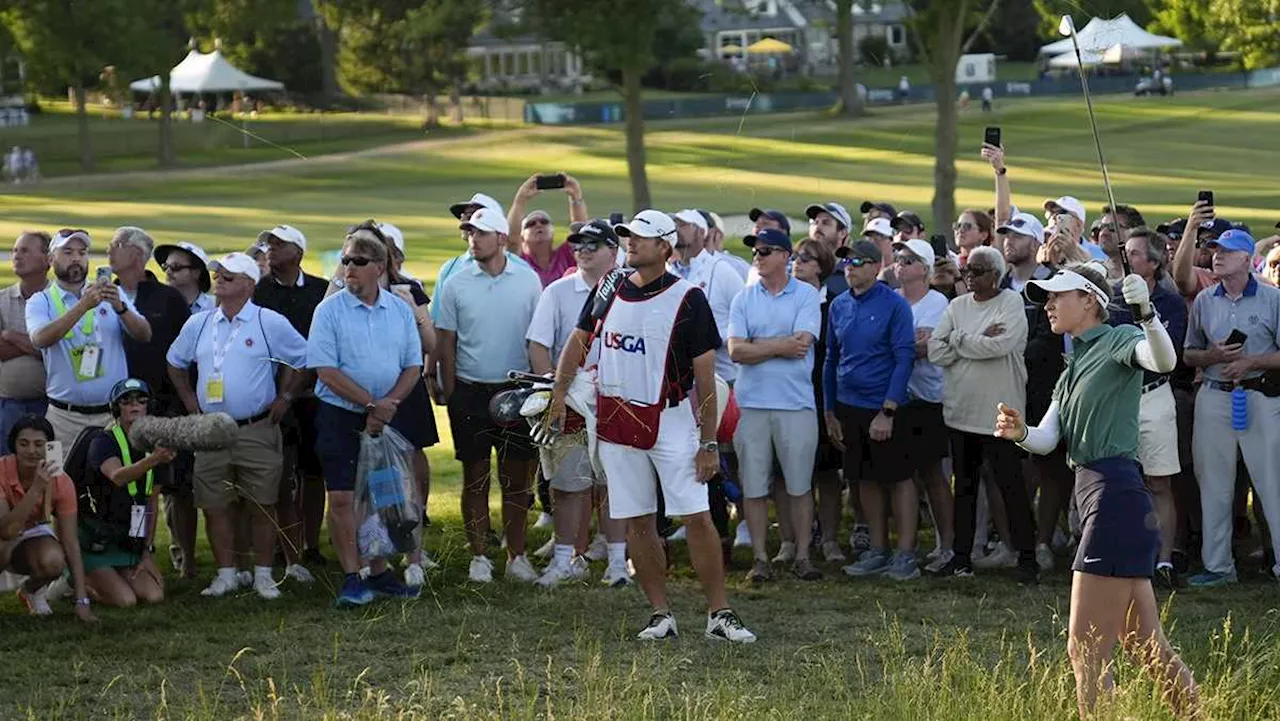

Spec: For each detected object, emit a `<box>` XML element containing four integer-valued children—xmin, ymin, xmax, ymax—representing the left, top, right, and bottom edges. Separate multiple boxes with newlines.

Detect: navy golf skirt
<box><xmin>1072</xmin><ymin>456</ymin><xmax>1160</xmax><ymax>578</ymax></box>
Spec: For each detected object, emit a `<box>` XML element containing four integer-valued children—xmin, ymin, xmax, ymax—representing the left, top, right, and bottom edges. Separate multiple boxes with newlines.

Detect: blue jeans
<box><xmin>0</xmin><ymin>398</ymin><xmax>48</xmax><ymax>454</ymax></box>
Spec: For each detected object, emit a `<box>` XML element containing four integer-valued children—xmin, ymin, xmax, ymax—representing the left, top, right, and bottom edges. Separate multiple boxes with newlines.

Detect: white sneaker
<box><xmin>705</xmin><ymin>609</ymin><xmax>756</xmax><ymax>643</ymax></box>
<box><xmin>505</xmin><ymin>554</ymin><xmax>539</xmax><ymax>582</ymax></box>
<box><xmin>411</xmin><ymin>552</ymin><xmax>440</xmax><ymax>571</ymax></box>
<box><xmin>973</xmin><ymin>542</ymin><xmax>1018</xmax><ymax>569</ymax></box>
<box><xmin>469</xmin><ymin>556</ymin><xmax>494</xmax><ymax>583</ymax></box>
<box><xmin>236</xmin><ymin>570</ymin><xmax>253</xmax><ymax>588</ymax></box>
<box><xmin>733</xmin><ymin>522</ymin><xmax>752</xmax><ymax>548</ymax></box>
<box><xmin>536</xmin><ymin>556</ymin><xmax>589</xmax><ymax>587</ymax></box>
<box><xmin>201</xmin><ymin>574</ymin><xmax>239</xmax><ymax>597</ymax></box>
<box><xmin>18</xmin><ymin>585</ymin><xmax>53</xmax><ymax>615</ymax></box>
<box><xmin>1036</xmin><ymin>543</ymin><xmax>1055</xmax><ymax>572</ymax></box>
<box><xmin>253</xmin><ymin>573</ymin><xmax>281</xmax><ymax>600</ymax></box>
<box><xmin>637</xmin><ymin>612</ymin><xmax>678</xmax><ymax>640</ymax></box>
<box><xmin>926</xmin><ymin>546</ymin><xmax>942</xmax><ymax>561</ymax></box>
<box><xmin>584</xmin><ymin>534</ymin><xmax>609</xmax><ymax>562</ymax></box>
<box><xmin>602</xmin><ymin>561</ymin><xmax>634</xmax><ymax>588</ymax></box>
<box><xmin>924</xmin><ymin>548</ymin><xmax>955</xmax><ymax>574</ymax></box>
<box><xmin>669</xmin><ymin>525</ymin><xmax>688</xmax><ymax>541</ymax></box>
<box><xmin>404</xmin><ymin>562</ymin><xmax>425</xmax><ymax>587</ymax></box>
<box><xmin>772</xmin><ymin>541</ymin><xmax>796</xmax><ymax>564</ymax></box>
<box><xmin>822</xmin><ymin>540</ymin><xmax>847</xmax><ymax>563</ymax></box>
<box><xmin>533</xmin><ymin>537</ymin><xmax>555</xmax><ymax>559</ymax></box>
<box><xmin>534</xmin><ymin>512</ymin><xmax>554</xmax><ymax>529</ymax></box>
<box><xmin>44</xmin><ymin>575</ymin><xmax>71</xmax><ymax>600</ymax></box>
<box><xmin>284</xmin><ymin>564</ymin><xmax>315</xmax><ymax>584</ymax></box>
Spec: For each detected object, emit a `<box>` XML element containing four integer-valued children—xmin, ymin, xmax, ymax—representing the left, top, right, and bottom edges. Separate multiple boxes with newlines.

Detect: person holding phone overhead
<box><xmin>1181</xmin><ymin>228</ymin><xmax>1280</xmax><ymax>588</ymax></box>
<box><xmin>507</xmin><ymin>173</ymin><xmax>590</xmax><ymax>287</ymax></box>
<box><xmin>26</xmin><ymin>229</ymin><xmax>152</xmax><ymax>458</ymax></box>
<box><xmin>994</xmin><ymin>263</ymin><xmax>1196</xmax><ymax>719</ymax></box>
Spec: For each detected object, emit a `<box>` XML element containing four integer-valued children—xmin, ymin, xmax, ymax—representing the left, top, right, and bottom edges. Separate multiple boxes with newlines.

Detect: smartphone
<box><xmin>929</xmin><ymin>233</ymin><xmax>949</xmax><ymax>259</ymax></box>
<box><xmin>1225</xmin><ymin>329</ymin><xmax>1248</xmax><ymax>346</ymax></box>
<box><xmin>609</xmin><ymin>212</ymin><xmax>624</xmax><ymax>226</ymax></box>
<box><xmin>984</xmin><ymin>126</ymin><xmax>1001</xmax><ymax>148</ymax></box>
<box><xmin>1198</xmin><ymin>190</ymin><xmax>1214</xmax><ymax>208</ymax></box>
<box><xmin>96</xmin><ymin>267</ymin><xmax>112</xmax><ymax>284</ymax></box>
<box><xmin>535</xmin><ymin>173</ymin><xmax>566</xmax><ymax>191</ymax></box>
<box><xmin>45</xmin><ymin>441</ymin><xmax>63</xmax><ymax>472</ymax></box>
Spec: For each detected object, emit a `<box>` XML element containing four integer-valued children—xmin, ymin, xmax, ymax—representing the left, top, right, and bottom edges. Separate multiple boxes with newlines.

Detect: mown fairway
<box><xmin>1</xmin><ymin>89</ymin><xmax>1279</xmax><ymax>720</ymax></box>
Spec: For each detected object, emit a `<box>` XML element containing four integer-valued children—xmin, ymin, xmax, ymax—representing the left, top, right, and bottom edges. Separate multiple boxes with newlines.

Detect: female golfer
<box><xmin>994</xmin><ymin>263</ymin><xmax>1198</xmax><ymax>718</ymax></box>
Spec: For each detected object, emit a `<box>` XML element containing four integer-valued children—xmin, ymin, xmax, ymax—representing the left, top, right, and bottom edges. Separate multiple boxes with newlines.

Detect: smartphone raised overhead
<box><xmin>535</xmin><ymin>173</ymin><xmax>567</xmax><ymax>191</ymax></box>
<box><xmin>984</xmin><ymin>126</ymin><xmax>1002</xmax><ymax>148</ymax></box>
<box><xmin>1197</xmin><ymin>190</ymin><xmax>1214</xmax><ymax>208</ymax></box>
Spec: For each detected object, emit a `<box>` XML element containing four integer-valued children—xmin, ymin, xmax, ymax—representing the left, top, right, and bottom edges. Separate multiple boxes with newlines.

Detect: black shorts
<box><xmin>1073</xmin><ymin>457</ymin><xmax>1160</xmax><ymax>578</ymax></box>
<box><xmin>814</xmin><ymin>405</ymin><xmax>842</xmax><ymax>474</ymax></box>
<box><xmin>282</xmin><ymin>397</ymin><xmax>323</xmax><ymax>477</ymax></box>
<box><xmin>898</xmin><ymin>400</ymin><xmax>948</xmax><ymax>473</ymax></box>
<box><xmin>446</xmin><ymin>381</ymin><xmax>536</xmax><ymax>463</ymax></box>
<box><xmin>315</xmin><ymin>402</ymin><xmax>366</xmax><ymax>493</ymax></box>
<box><xmin>835</xmin><ymin>402</ymin><xmax>913</xmax><ymax>486</ymax></box>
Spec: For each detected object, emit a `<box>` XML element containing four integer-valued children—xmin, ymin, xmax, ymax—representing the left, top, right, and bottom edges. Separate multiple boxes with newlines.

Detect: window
<box><xmin>517</xmin><ymin>52</ymin><xmax>529</xmax><ymax>76</ymax></box>
<box><xmin>890</xmin><ymin>25</ymin><xmax>905</xmax><ymax>46</ymax></box>
<box><xmin>531</xmin><ymin>51</ymin><xmax>543</xmax><ymax>75</ymax></box>
<box><xmin>502</xmin><ymin>52</ymin><xmax>514</xmax><ymax>76</ymax></box>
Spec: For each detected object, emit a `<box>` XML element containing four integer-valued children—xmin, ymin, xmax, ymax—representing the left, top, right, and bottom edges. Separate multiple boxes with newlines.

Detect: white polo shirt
<box><xmin>670</xmin><ymin>249</ymin><xmax>743</xmax><ymax>382</ymax></box>
<box><xmin>526</xmin><ymin>271</ymin><xmax>601</xmax><ymax>368</ymax></box>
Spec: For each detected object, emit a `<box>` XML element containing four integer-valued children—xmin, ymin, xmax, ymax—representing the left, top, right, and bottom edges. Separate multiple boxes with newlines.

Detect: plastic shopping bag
<box><xmin>354</xmin><ymin>426</ymin><xmax>421</xmax><ymax>558</ymax></box>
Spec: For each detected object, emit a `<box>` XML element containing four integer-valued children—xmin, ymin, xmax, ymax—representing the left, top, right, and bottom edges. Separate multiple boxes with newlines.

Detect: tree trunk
<box><xmin>158</xmin><ymin>76</ymin><xmax>176</xmax><ymax>168</ymax></box>
<box><xmin>449</xmin><ymin>78</ymin><xmax>463</xmax><ymax>124</ymax></box>
<box><xmin>312</xmin><ymin>1</ymin><xmax>339</xmax><ymax>105</ymax></box>
<box><xmin>932</xmin><ymin>70</ymin><xmax>958</xmax><ymax>239</ymax></box>
<box><xmin>835</xmin><ymin>0</ymin><xmax>863</xmax><ymax>117</ymax></box>
<box><xmin>423</xmin><ymin>94</ymin><xmax>440</xmax><ymax>129</ymax></box>
<box><xmin>621</xmin><ymin>64</ymin><xmax>650</xmax><ymax>211</ymax></box>
<box><xmin>73</xmin><ymin>83</ymin><xmax>92</xmax><ymax>171</ymax></box>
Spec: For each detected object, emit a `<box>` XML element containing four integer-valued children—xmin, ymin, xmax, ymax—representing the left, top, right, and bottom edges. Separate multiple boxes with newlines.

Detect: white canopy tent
<box><xmin>129</xmin><ymin>49</ymin><xmax>284</xmax><ymax>94</ymax></box>
<box><xmin>1038</xmin><ymin>14</ymin><xmax>1182</xmax><ymax>57</ymax></box>
<box><xmin>1048</xmin><ymin>42</ymin><xmax>1149</xmax><ymax>68</ymax></box>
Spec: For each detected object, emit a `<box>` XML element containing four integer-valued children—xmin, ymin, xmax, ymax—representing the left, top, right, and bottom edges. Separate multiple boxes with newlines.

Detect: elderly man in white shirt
<box><xmin>669</xmin><ymin>210</ymin><xmax>744</xmax><ymax>385</ymax></box>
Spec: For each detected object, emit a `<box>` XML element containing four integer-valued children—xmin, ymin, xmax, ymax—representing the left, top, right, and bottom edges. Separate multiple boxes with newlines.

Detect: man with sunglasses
<box><xmin>155</xmin><ymin>241</ymin><xmax>214</xmax><ymax>314</ymax></box>
<box><xmin>728</xmin><ymin>228</ymin><xmax>823</xmax><ymax>583</ymax></box>
<box><xmin>28</xmin><ymin>229</ymin><xmax>152</xmax><ymax>458</ymax></box>
<box><xmin>525</xmin><ymin>219</ymin><xmax>631</xmax><ymax>588</ymax></box>
<box><xmin>436</xmin><ymin>207</ymin><xmax>543</xmax><ymax>585</ymax></box>
<box><xmin>506</xmin><ymin>174</ymin><xmax>589</xmax><ymax>288</ymax></box>
<box><xmin>166</xmin><ymin>253</ymin><xmax>308</xmax><ymax>600</ymax></box>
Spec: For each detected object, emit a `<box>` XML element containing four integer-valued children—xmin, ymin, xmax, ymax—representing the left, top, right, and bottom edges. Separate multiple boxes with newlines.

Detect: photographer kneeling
<box><xmin>77</xmin><ymin>378</ymin><xmax>176</xmax><ymax>607</ymax></box>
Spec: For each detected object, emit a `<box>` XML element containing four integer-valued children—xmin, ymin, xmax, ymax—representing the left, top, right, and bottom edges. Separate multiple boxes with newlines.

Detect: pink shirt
<box><xmin>522</xmin><ymin>243</ymin><xmax>577</xmax><ymax>288</ymax></box>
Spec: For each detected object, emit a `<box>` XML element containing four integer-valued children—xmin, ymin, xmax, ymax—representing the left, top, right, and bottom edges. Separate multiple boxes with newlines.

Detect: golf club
<box><xmin>1059</xmin><ymin>14</ymin><xmax>1143</xmax><ymax>320</ymax></box>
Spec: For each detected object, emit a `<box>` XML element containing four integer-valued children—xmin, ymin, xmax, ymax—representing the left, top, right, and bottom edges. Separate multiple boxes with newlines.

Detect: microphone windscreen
<box><xmin>129</xmin><ymin>413</ymin><xmax>241</xmax><ymax>452</ymax></box>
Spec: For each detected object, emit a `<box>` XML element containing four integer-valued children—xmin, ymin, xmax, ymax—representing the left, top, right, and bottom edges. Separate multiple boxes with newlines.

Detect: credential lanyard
<box><xmin>48</xmin><ymin>288</ymin><xmax>94</xmax><ymax>340</ymax></box>
<box><xmin>111</xmin><ymin>425</ymin><xmax>153</xmax><ymax>501</ymax></box>
<box><xmin>211</xmin><ymin>315</ymin><xmax>245</xmax><ymax>374</ymax></box>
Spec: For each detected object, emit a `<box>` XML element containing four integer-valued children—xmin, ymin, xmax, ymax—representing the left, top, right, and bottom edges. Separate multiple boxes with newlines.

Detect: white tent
<box><xmin>1048</xmin><ymin>48</ymin><xmax>1105</xmax><ymax>68</ymax></box>
<box><xmin>129</xmin><ymin>49</ymin><xmax>284</xmax><ymax>93</ymax></box>
<box><xmin>1039</xmin><ymin>13</ymin><xmax>1182</xmax><ymax>56</ymax></box>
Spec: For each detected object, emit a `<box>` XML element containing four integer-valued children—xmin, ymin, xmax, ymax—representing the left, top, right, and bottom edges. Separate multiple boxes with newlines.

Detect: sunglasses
<box><xmin>960</xmin><ymin>265</ymin><xmax>993</xmax><ymax>277</ymax></box>
<box><xmin>893</xmin><ymin>253</ymin><xmax>919</xmax><ymax>265</ymax></box>
<box><xmin>213</xmin><ymin>271</ymin><xmax>249</xmax><ymax>282</ymax></box>
<box><xmin>839</xmin><ymin>257</ymin><xmax>871</xmax><ymax>269</ymax></box>
<box><xmin>524</xmin><ymin>218</ymin><xmax>550</xmax><ymax>228</ymax></box>
<box><xmin>340</xmin><ymin>255</ymin><xmax>374</xmax><ymax>267</ymax></box>
<box><xmin>796</xmin><ymin>251</ymin><xmax>817</xmax><ymax>263</ymax></box>
<box><xmin>163</xmin><ymin>264</ymin><xmax>195</xmax><ymax>273</ymax></box>
<box><xmin>752</xmin><ymin>247</ymin><xmax>783</xmax><ymax>258</ymax></box>
<box><xmin>570</xmin><ymin>242</ymin><xmax>602</xmax><ymax>253</ymax></box>
<box><xmin>119</xmin><ymin>394</ymin><xmax>149</xmax><ymax>407</ymax></box>
<box><xmin>953</xmin><ymin>222</ymin><xmax>975</xmax><ymax>232</ymax></box>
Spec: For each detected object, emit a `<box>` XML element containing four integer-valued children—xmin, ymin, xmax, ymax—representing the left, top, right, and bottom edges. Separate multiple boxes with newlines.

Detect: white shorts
<box><xmin>733</xmin><ymin>408</ymin><xmax>818</xmax><ymax>498</ymax></box>
<box><xmin>599</xmin><ymin>399</ymin><xmax>709</xmax><ymax>519</ymax></box>
<box><xmin>1138</xmin><ymin>381</ymin><xmax>1180</xmax><ymax>477</ymax></box>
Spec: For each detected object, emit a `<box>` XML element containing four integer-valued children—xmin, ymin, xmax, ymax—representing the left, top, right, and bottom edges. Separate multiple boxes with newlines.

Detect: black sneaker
<box><xmin>1014</xmin><ymin>563</ymin><xmax>1040</xmax><ymax>586</ymax></box>
<box><xmin>1155</xmin><ymin>565</ymin><xmax>1180</xmax><ymax>589</ymax></box>
<box><xmin>301</xmin><ymin>548</ymin><xmax>327</xmax><ymax>567</ymax></box>
<box><xmin>1171</xmin><ymin>548</ymin><xmax>1190</xmax><ymax>574</ymax></box>
<box><xmin>929</xmin><ymin>557</ymin><xmax>973</xmax><ymax>578</ymax></box>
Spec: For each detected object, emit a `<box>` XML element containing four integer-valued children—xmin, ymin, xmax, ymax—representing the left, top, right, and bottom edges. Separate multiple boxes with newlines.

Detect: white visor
<box><xmin>1024</xmin><ymin>269</ymin><xmax>1109</xmax><ymax>307</ymax></box>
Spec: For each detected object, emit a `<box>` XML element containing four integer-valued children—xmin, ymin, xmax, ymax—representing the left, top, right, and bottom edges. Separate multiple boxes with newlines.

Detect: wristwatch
<box><xmin>75</xmin><ymin>597</ymin><xmax>91</xmax><ymax>607</ymax></box>
<box><xmin>365</xmin><ymin>402</ymin><xmax>377</xmax><ymax>415</ymax></box>
<box><xmin>699</xmin><ymin>440</ymin><xmax>719</xmax><ymax>453</ymax></box>
<box><xmin>114</xmin><ymin>304</ymin><xmax>128</xmax><ymax>315</ymax></box>
<box><xmin>880</xmin><ymin>406</ymin><xmax>897</xmax><ymax>418</ymax></box>
<box><xmin>996</xmin><ymin>167</ymin><xmax>1007</xmax><ymax>176</ymax></box>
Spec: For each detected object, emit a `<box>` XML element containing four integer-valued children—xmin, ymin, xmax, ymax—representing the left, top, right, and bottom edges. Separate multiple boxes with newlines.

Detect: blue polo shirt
<box><xmin>307</xmin><ymin>288</ymin><xmax>423</xmax><ymax>412</ymax></box>
<box><xmin>824</xmin><ymin>281</ymin><xmax>915</xmax><ymax>410</ymax></box>
<box><xmin>728</xmin><ymin>277</ymin><xmax>822</xmax><ymax>410</ymax></box>
<box><xmin>25</xmin><ymin>284</ymin><xmax>135</xmax><ymax>406</ymax></box>
<box><xmin>167</xmin><ymin>301</ymin><xmax>308</xmax><ymax>420</ymax></box>
<box><xmin>429</xmin><ymin>251</ymin><xmax>532</xmax><ymax>322</ymax></box>
<box><xmin>1107</xmin><ymin>277</ymin><xmax>1188</xmax><ymax>386</ymax></box>
<box><xmin>435</xmin><ymin>257</ymin><xmax>542</xmax><ymax>383</ymax></box>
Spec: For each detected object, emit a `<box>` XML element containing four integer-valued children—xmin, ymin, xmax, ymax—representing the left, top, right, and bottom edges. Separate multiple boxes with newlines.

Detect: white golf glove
<box><xmin>1121</xmin><ymin>274</ymin><xmax>1152</xmax><ymax>320</ymax></box>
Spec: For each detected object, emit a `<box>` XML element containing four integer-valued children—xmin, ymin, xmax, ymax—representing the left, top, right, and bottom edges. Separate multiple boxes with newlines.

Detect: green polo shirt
<box><xmin>1052</xmin><ymin>323</ymin><xmax>1144</xmax><ymax>467</ymax></box>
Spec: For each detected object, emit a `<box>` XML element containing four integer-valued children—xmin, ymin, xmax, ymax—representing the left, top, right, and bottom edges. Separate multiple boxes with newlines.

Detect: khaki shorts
<box><xmin>194</xmin><ymin>421</ymin><xmax>283</xmax><ymax>510</ymax></box>
<box><xmin>544</xmin><ymin>443</ymin><xmax>604</xmax><ymax>493</ymax></box>
<box><xmin>45</xmin><ymin>405</ymin><xmax>112</xmax><ymax>460</ymax></box>
<box><xmin>1138</xmin><ymin>382</ymin><xmax>1180</xmax><ymax>477</ymax></box>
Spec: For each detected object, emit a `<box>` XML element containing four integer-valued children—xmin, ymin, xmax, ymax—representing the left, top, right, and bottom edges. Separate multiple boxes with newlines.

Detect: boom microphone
<box><xmin>128</xmin><ymin>413</ymin><xmax>241</xmax><ymax>452</ymax></box>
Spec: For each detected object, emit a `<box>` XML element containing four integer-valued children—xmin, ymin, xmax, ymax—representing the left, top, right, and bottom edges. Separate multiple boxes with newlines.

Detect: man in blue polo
<box><xmin>728</xmin><ymin>228</ymin><xmax>822</xmax><ymax>583</ymax></box>
<box><xmin>1183</xmin><ymin>228</ymin><xmax>1280</xmax><ymax>587</ymax></box>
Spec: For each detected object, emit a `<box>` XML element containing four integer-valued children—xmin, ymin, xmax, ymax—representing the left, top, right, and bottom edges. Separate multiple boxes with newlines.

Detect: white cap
<box><xmin>521</xmin><ymin>209</ymin><xmax>552</xmax><ymax>229</ymax></box>
<box><xmin>891</xmin><ymin>238</ymin><xmax>935</xmax><ymax>268</ymax></box>
<box><xmin>377</xmin><ymin>222</ymin><xmax>405</xmax><ymax>255</ymax></box>
<box><xmin>460</xmin><ymin>207</ymin><xmax>510</xmax><ymax>236</ymax></box>
<box><xmin>1044</xmin><ymin>196</ymin><xmax>1086</xmax><ymax>226</ymax></box>
<box><xmin>154</xmin><ymin>241</ymin><xmax>210</xmax><ymax>268</ymax></box>
<box><xmin>51</xmin><ymin>228</ymin><xmax>91</xmax><ymax>251</ymax></box>
<box><xmin>210</xmin><ymin>252</ymin><xmax>262</xmax><ymax>283</ymax></box>
<box><xmin>673</xmin><ymin>209</ymin><xmax>708</xmax><ymax>232</ymax></box>
<box><xmin>862</xmin><ymin>217</ymin><xmax>894</xmax><ymax>238</ymax></box>
<box><xmin>1025</xmin><ymin>268</ymin><xmax>1109</xmax><ymax>307</ymax></box>
<box><xmin>805</xmin><ymin>202</ymin><xmax>853</xmax><ymax>231</ymax></box>
<box><xmin>997</xmin><ymin>212</ymin><xmax>1047</xmax><ymax>244</ymax></box>
<box><xmin>708</xmin><ymin>211</ymin><xmax>726</xmax><ymax>233</ymax></box>
<box><xmin>614</xmin><ymin>210</ymin><xmax>678</xmax><ymax>246</ymax></box>
<box><xmin>256</xmin><ymin>224</ymin><xmax>307</xmax><ymax>252</ymax></box>
<box><xmin>449</xmin><ymin>192</ymin><xmax>503</xmax><ymax>219</ymax></box>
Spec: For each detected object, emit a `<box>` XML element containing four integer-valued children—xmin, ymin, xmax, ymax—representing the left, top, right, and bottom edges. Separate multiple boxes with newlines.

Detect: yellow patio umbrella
<box><xmin>746</xmin><ymin>38</ymin><xmax>793</xmax><ymax>55</ymax></box>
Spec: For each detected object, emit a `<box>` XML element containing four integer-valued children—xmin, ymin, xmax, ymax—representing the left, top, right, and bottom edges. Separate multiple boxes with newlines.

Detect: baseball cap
<box><xmin>1205</xmin><ymin>228</ymin><xmax>1255</xmax><ymax>255</ymax></box>
<box><xmin>708</xmin><ymin>211</ymin><xmax>726</xmax><ymax>234</ymax></box>
<box><xmin>1044</xmin><ymin>196</ymin><xmax>1086</xmax><ymax>225</ymax></box>
<box><xmin>862</xmin><ymin>217</ymin><xmax>894</xmax><ymax>238</ymax></box>
<box><xmin>674</xmin><ymin>209</ymin><xmax>708</xmax><ymax>231</ymax></box>
<box><xmin>1157</xmin><ymin>218</ymin><xmax>1187</xmax><ymax>239</ymax></box>
<box><xmin>748</xmin><ymin>208</ymin><xmax>792</xmax><ymax>235</ymax></box>
<box><xmin>378</xmin><ymin>222</ymin><xmax>405</xmax><ymax>255</ymax></box>
<box><xmin>154</xmin><ymin>241</ymin><xmax>212</xmax><ymax>292</ymax></box>
<box><xmin>566</xmin><ymin>219</ymin><xmax>620</xmax><ymax>248</ymax></box>
<box><xmin>891</xmin><ymin>211</ymin><xmax>925</xmax><ymax>233</ymax></box>
<box><xmin>805</xmin><ymin>202</ymin><xmax>852</xmax><ymax>230</ymax></box>
<box><xmin>835</xmin><ymin>239</ymin><xmax>883</xmax><ymax>265</ymax></box>
<box><xmin>696</xmin><ymin>210</ymin><xmax>716</xmax><ymax>230</ymax></box>
<box><xmin>521</xmin><ymin>210</ymin><xmax>552</xmax><ymax>229</ymax></box>
<box><xmin>891</xmin><ymin>238</ymin><xmax>935</xmax><ymax>268</ymax></box>
<box><xmin>460</xmin><ymin>207</ymin><xmax>510</xmax><ymax>236</ymax></box>
<box><xmin>449</xmin><ymin>192</ymin><xmax>503</xmax><ymax>220</ymax></box>
<box><xmin>997</xmin><ymin>212</ymin><xmax>1046</xmax><ymax>244</ymax></box>
<box><xmin>210</xmin><ymin>252</ymin><xmax>262</xmax><ymax>283</ymax></box>
<box><xmin>51</xmin><ymin>228</ymin><xmax>91</xmax><ymax>251</ymax></box>
<box><xmin>1025</xmin><ymin>268</ymin><xmax>1110</xmax><ymax>307</ymax></box>
<box><xmin>859</xmin><ymin>201</ymin><xmax>897</xmax><ymax>217</ymax></box>
<box><xmin>615</xmin><ymin>210</ymin><xmax>678</xmax><ymax>246</ymax></box>
<box><xmin>743</xmin><ymin>228</ymin><xmax>793</xmax><ymax>252</ymax></box>
<box><xmin>256</xmin><ymin>224</ymin><xmax>307</xmax><ymax>252</ymax></box>
<box><xmin>1197</xmin><ymin>217</ymin><xmax>1232</xmax><ymax>240</ymax></box>
<box><xmin>109</xmin><ymin>377</ymin><xmax>151</xmax><ymax>406</ymax></box>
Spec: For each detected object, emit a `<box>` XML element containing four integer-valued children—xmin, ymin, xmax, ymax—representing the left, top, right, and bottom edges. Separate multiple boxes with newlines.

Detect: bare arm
<box><xmin>167</xmin><ymin>364</ymin><xmax>201</xmax><ymax>415</ymax></box>
<box><xmin>692</xmin><ymin>349</ymin><xmax>718</xmax><ymax>441</ymax></box>
<box><xmin>529</xmin><ymin>341</ymin><xmax>554</xmax><ymax>376</ymax></box>
<box><xmin>118</xmin><ymin>306</ymin><xmax>152</xmax><ymax>342</ymax></box>
<box><xmin>1172</xmin><ymin>202</ymin><xmax>1211</xmax><ymax>298</ymax></box>
<box><xmin>31</xmin><ymin>292</ymin><xmax>97</xmax><ymax>349</ymax></box>
<box><xmin>0</xmin><ymin>483</ymin><xmax>45</xmax><ymax>540</ymax></box>
<box><xmin>506</xmin><ymin>175</ymin><xmax>538</xmax><ymax>254</ymax></box>
<box><xmin>54</xmin><ymin>510</ymin><xmax>89</xmax><ymax>607</ymax></box>
<box><xmin>0</xmin><ymin>331</ymin><xmax>32</xmax><ymax>360</ymax></box>
<box><xmin>98</xmin><ymin>453</ymin><xmax>172</xmax><ymax>489</ymax></box>
<box><xmin>564</xmin><ymin>174</ymin><xmax>588</xmax><ymax>224</ymax></box>
<box><xmin>982</xmin><ymin>143</ymin><xmax>1011</xmax><ymax>226</ymax></box>
<box><xmin>727</xmin><ymin>334</ymin><xmax>810</xmax><ymax>365</ymax></box>
<box><xmin>436</xmin><ymin>328</ymin><xmax>458</xmax><ymax>401</ymax></box>
<box><xmin>314</xmin><ymin>367</ymin><xmax>378</xmax><ymax>409</ymax></box>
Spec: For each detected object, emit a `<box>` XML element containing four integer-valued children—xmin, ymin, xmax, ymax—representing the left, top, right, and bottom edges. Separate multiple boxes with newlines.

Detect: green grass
<box><xmin>2</xmin><ymin>87</ymin><xmax>1280</xmax><ymax>719</ymax></box>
